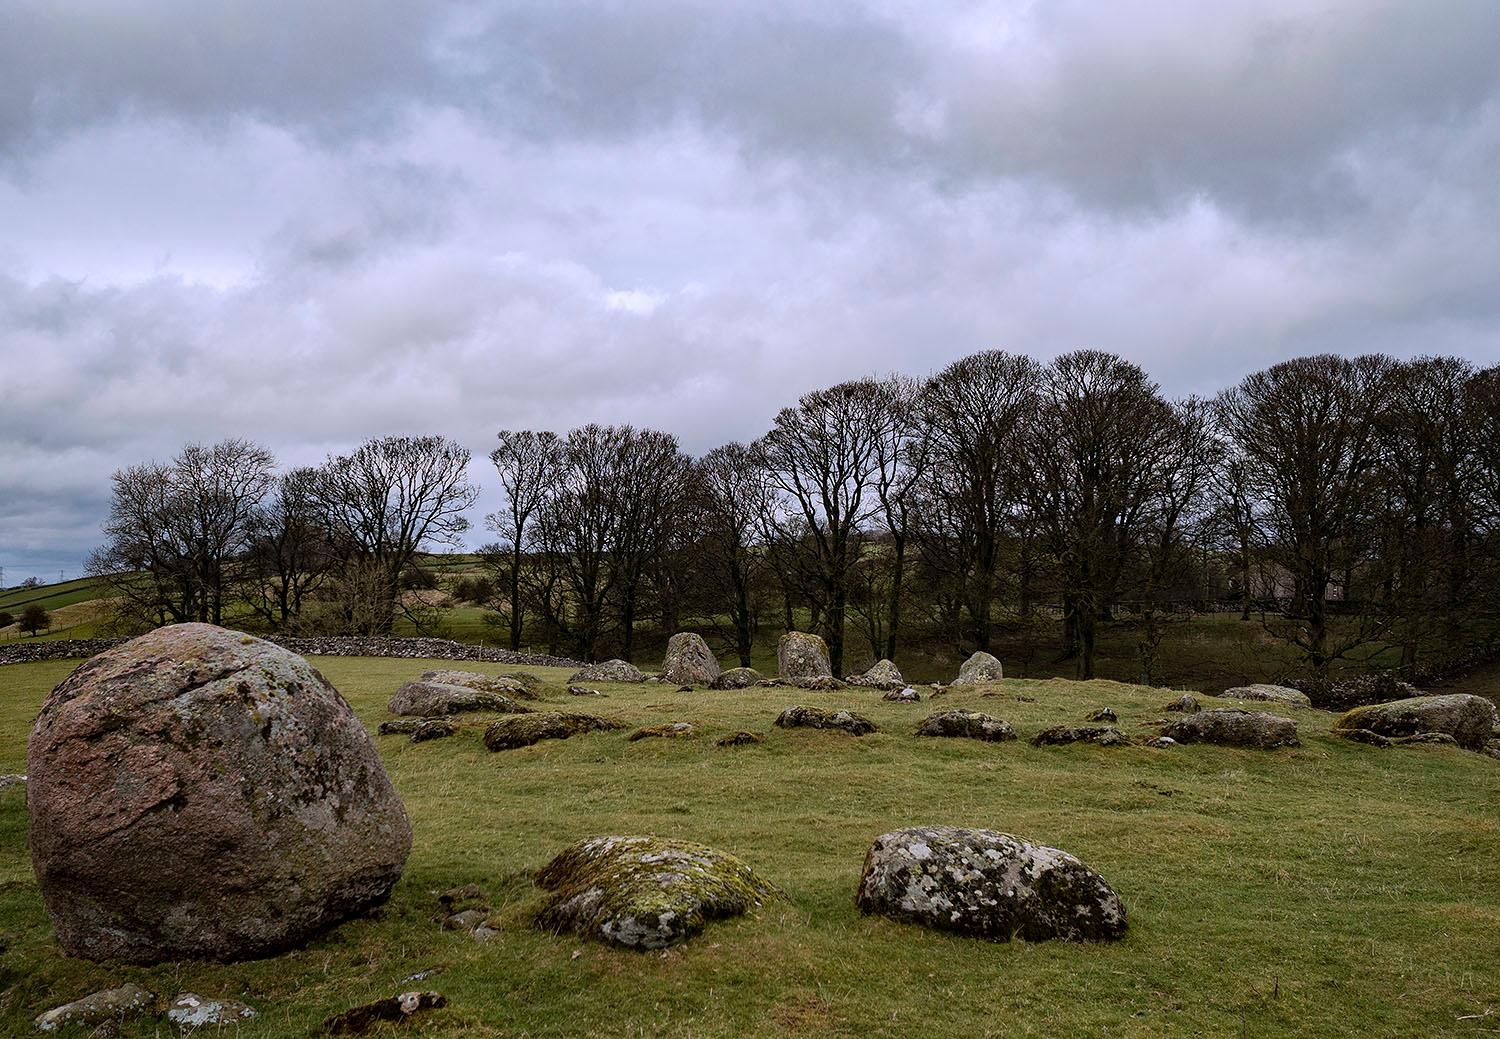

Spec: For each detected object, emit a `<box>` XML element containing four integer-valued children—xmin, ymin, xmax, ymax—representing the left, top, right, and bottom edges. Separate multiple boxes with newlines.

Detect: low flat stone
<box><xmin>1032</xmin><ymin>725</ymin><xmax>1131</xmax><ymax>747</ymax></box>
<box><xmin>444</xmin><ymin>909</ymin><xmax>489</xmax><ymax>932</ymax></box>
<box><xmin>420</xmin><ymin>670</ymin><xmax>533</xmax><ymax>699</ymax></box>
<box><xmin>483</xmin><ymin>712</ymin><xmax>624</xmax><ymax>751</ymax></box>
<box><xmin>716</xmin><ymin>731</ymin><xmax>764</xmax><ymax>747</ymax></box>
<box><xmin>1162</xmin><ymin>708</ymin><xmax>1300</xmax><ymax>749</ymax></box>
<box><xmin>568</xmin><ymin>659</ymin><xmax>647</xmax><ymax>684</ymax></box>
<box><xmin>952</xmin><ymin>651</ymin><xmax>1004</xmax><ymax>685</ymax></box>
<box><xmin>628</xmin><ymin>722</ymin><xmax>695</xmax><ymax>741</ymax></box>
<box><xmin>437</xmin><ymin>883</ymin><xmax>485</xmax><ymax>908</ymax></box>
<box><xmin>389</xmin><ymin>680</ymin><xmax>532</xmax><ymax>717</ymax></box>
<box><xmin>1219</xmin><ymin>683</ymin><xmax>1312</xmax><ymax>709</ymax></box>
<box><xmin>322</xmin><ymin>991</ymin><xmax>446</xmax><ymax>1035</ymax></box>
<box><xmin>711</xmin><ymin>667</ymin><xmax>764</xmax><ymax>689</ymax></box>
<box><xmin>1086</xmin><ymin>707</ymin><xmax>1118</xmax><ymax>723</ymax></box>
<box><xmin>1163</xmin><ymin>694</ymin><xmax>1201</xmax><ymax>713</ymax></box>
<box><xmin>774</xmin><ymin>705</ymin><xmax>877</xmax><ymax>736</ymax></box>
<box><xmin>35</xmin><ymin>984</ymin><xmax>156</xmax><ymax>1033</ymax></box>
<box><xmin>567</xmin><ymin>686</ymin><xmax>605</xmax><ymax>697</ymax></box>
<box><xmin>1145</xmin><ymin>736</ymin><xmax>1177</xmax><ymax>749</ymax></box>
<box><xmin>855</xmin><ymin>825</ymin><xmax>1126</xmax><ymax>942</ymax></box>
<box><xmin>534</xmin><ymin>835</ymin><xmax>782</xmax><ymax>949</ymax></box>
<box><xmin>409</xmin><ymin>719</ymin><xmax>457</xmax><ymax>743</ymax></box>
<box><xmin>795</xmin><ymin>675</ymin><xmax>847</xmax><ymax>691</ymax></box>
<box><xmin>1336</xmin><ymin>694</ymin><xmax>1498</xmax><ymax>750</ymax></box>
<box><xmin>883</xmin><ymin>687</ymin><xmax>921</xmax><ymax>703</ymax></box>
<box><xmin>915</xmin><ymin>710</ymin><xmax>1015</xmax><ymax>742</ymax></box>
<box><xmin>166</xmin><ymin>993</ymin><xmax>257</xmax><ymax>1030</ymax></box>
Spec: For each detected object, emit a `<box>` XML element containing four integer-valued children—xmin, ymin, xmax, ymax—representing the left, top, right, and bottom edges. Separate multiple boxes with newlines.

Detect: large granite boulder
<box><xmin>1161</xmin><ymin>708</ymin><xmax>1300</xmax><ymax>749</ymax></box>
<box><xmin>777</xmin><ymin>632</ymin><xmax>832</xmax><ymax>682</ymax></box>
<box><xmin>855</xmin><ymin>826</ymin><xmax>1127</xmax><ymax>942</ymax></box>
<box><xmin>661</xmin><ymin>633</ymin><xmax>721</xmax><ymax>686</ymax></box>
<box><xmin>850</xmin><ymin>659</ymin><xmax>905</xmax><ymax>690</ymax></box>
<box><xmin>534</xmin><ymin>835</ymin><xmax>781</xmax><ymax>949</ymax></box>
<box><xmin>1335</xmin><ymin>694</ymin><xmax>1498</xmax><ymax>750</ymax></box>
<box><xmin>27</xmin><ymin>623</ymin><xmax>412</xmax><ymax>964</ymax></box>
<box><xmin>1219</xmin><ymin>683</ymin><xmax>1312</xmax><ymax>709</ymax></box>
<box><xmin>420</xmin><ymin>669</ymin><xmax>538</xmax><ymax>700</ymax></box>
<box><xmin>774</xmin><ymin>705</ymin><xmax>876</xmax><ymax>736</ymax></box>
<box><xmin>914</xmin><ymin>710</ymin><xmax>1015</xmax><ymax>743</ymax></box>
<box><xmin>952</xmin><ymin>651</ymin><xmax>1004</xmax><ymax>685</ymax></box>
<box><xmin>568</xmin><ymin>659</ymin><xmax>647</xmax><ymax>684</ymax></box>
<box><xmin>389</xmin><ymin>680</ymin><xmax>531</xmax><ymax>716</ymax></box>
<box><xmin>712</xmin><ymin>666</ymin><xmax>764</xmax><ymax>690</ymax></box>
<box><xmin>482</xmin><ymin>712</ymin><xmax>625</xmax><ymax>751</ymax></box>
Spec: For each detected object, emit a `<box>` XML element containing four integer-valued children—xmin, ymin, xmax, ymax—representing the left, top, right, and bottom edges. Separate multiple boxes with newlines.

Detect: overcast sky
<box><xmin>2</xmin><ymin>0</ymin><xmax>1499</xmax><ymax>584</ymax></box>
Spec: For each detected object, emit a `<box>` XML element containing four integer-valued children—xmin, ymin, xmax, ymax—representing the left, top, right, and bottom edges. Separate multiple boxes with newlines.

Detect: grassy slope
<box><xmin>2</xmin><ymin>658</ymin><xmax>1499</xmax><ymax>1037</ymax></box>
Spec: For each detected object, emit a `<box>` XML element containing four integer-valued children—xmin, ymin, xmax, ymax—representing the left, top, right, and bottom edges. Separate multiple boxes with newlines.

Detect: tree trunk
<box><xmin>883</xmin><ymin>535</ymin><xmax>905</xmax><ymax>661</ymax></box>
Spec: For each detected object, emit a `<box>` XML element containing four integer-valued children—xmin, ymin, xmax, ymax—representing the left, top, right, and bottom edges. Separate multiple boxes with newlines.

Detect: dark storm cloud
<box><xmin>2</xmin><ymin>1</ymin><xmax>1499</xmax><ymax>582</ymax></box>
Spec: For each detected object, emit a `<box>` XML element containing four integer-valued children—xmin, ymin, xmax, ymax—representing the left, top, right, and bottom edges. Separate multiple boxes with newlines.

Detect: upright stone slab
<box><xmin>27</xmin><ymin>623</ymin><xmax>412</xmax><ymax>964</ymax></box>
<box><xmin>660</xmin><ymin>632</ymin><xmax>721</xmax><ymax>686</ymax></box>
<box><xmin>777</xmin><ymin>632</ymin><xmax>832</xmax><ymax>682</ymax></box>
<box><xmin>952</xmin><ymin>651</ymin><xmax>1004</xmax><ymax>685</ymax></box>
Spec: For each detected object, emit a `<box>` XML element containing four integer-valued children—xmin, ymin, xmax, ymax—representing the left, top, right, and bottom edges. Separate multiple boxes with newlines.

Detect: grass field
<box><xmin>3</xmin><ymin>654</ymin><xmax>1499</xmax><ymax>1036</ymax></box>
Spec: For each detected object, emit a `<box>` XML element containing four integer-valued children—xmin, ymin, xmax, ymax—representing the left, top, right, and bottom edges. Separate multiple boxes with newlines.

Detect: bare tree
<box><xmin>867</xmin><ymin>374</ymin><xmax>931</xmax><ymax>660</ymax></box>
<box><xmin>1216</xmin><ymin>354</ymin><xmax>1394</xmax><ymax>676</ymax></box>
<box><xmin>311</xmin><ymin>435</ymin><xmax>478</xmax><ymax>634</ymax></box>
<box><xmin>694</xmin><ymin>442</ymin><xmax>772</xmax><ymax>666</ymax></box>
<box><xmin>485</xmin><ymin>430</ymin><xmax>564</xmax><ymax>650</ymax></box>
<box><xmin>244</xmin><ymin>467</ymin><xmax>333</xmax><ymax>628</ymax></box>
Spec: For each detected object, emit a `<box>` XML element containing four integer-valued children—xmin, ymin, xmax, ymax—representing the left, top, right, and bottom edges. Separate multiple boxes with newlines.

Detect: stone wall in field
<box><xmin>0</xmin><ymin>635</ymin><xmax>582</xmax><ymax>669</ymax></box>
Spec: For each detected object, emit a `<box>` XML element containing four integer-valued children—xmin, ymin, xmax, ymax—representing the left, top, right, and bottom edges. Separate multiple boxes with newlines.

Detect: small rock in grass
<box><xmin>1163</xmin><ymin>694</ymin><xmax>1201</xmax><ymax>713</ymax></box>
<box><xmin>483</xmin><ymin>712</ymin><xmax>625</xmax><ymax>751</ymax></box>
<box><xmin>716</xmin><ymin>731</ymin><xmax>764</xmax><ymax>747</ymax></box>
<box><xmin>0</xmin><ymin>774</ymin><xmax>25</xmax><ymax>795</ymax></box>
<box><xmin>677</xmin><ymin>685</ymin><xmax>694</xmax><ymax>693</ymax></box>
<box><xmin>1031</xmin><ymin>725</ymin><xmax>1131</xmax><ymax>748</ymax></box>
<box><xmin>1086</xmin><ymin>707</ymin><xmax>1118</xmax><ymax>723</ymax></box>
<box><xmin>444</xmin><ymin>909</ymin><xmax>489</xmax><ymax>932</ymax></box>
<box><xmin>711</xmin><ymin>667</ymin><xmax>764</xmax><ymax>690</ymax></box>
<box><xmin>1335</xmin><ymin>727</ymin><xmax>1392</xmax><ymax>747</ymax></box>
<box><xmin>628</xmin><ymin>722</ymin><xmax>695</xmax><ymax>741</ymax></box>
<box><xmin>437</xmin><ymin>883</ymin><xmax>485</xmax><ymax>908</ymax></box>
<box><xmin>34</xmin><ymin>984</ymin><xmax>156</xmax><ymax>1033</ymax></box>
<box><xmin>855</xmin><ymin>826</ymin><xmax>1126</xmax><ymax>943</ymax></box>
<box><xmin>795</xmin><ymin>675</ymin><xmax>847</xmax><ymax>691</ymax></box>
<box><xmin>883</xmin><ymin>686</ymin><xmax>921</xmax><ymax>703</ymax></box>
<box><xmin>322</xmin><ymin>991</ymin><xmax>446</xmax><ymax>1035</ymax></box>
<box><xmin>534</xmin><ymin>835</ymin><xmax>782</xmax><ymax>949</ymax></box>
<box><xmin>166</xmin><ymin>993</ymin><xmax>257</xmax><ymax>1029</ymax></box>
<box><xmin>1219</xmin><ymin>683</ymin><xmax>1313</xmax><ymax>709</ymax></box>
<box><xmin>774</xmin><ymin>705</ymin><xmax>877</xmax><ymax>736</ymax></box>
<box><xmin>915</xmin><ymin>710</ymin><xmax>1015</xmax><ymax>742</ymax></box>
<box><xmin>1145</xmin><ymin>736</ymin><xmax>1177</xmax><ymax>749</ymax></box>
<box><xmin>410</xmin><ymin>719</ymin><xmax>457</xmax><ymax>743</ymax></box>
<box><xmin>567</xmin><ymin>685</ymin><xmax>605</xmax><ymax>697</ymax></box>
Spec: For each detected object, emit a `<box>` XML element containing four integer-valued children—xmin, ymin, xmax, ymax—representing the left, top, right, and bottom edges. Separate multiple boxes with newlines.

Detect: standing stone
<box><xmin>777</xmin><ymin>631</ymin><xmax>832</xmax><ymax>681</ymax></box>
<box><xmin>660</xmin><ymin>633</ymin><xmax>721</xmax><ymax>686</ymax></box>
<box><xmin>855</xmin><ymin>826</ymin><xmax>1127</xmax><ymax>942</ymax></box>
<box><xmin>952</xmin><ymin>651</ymin><xmax>1004</xmax><ymax>685</ymax></box>
<box><xmin>27</xmin><ymin>623</ymin><xmax>412</xmax><ymax>964</ymax></box>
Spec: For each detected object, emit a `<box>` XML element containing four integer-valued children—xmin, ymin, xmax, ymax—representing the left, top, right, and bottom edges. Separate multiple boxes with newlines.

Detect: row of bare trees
<box><xmin>90</xmin><ymin>350</ymin><xmax>1500</xmax><ymax>680</ymax></box>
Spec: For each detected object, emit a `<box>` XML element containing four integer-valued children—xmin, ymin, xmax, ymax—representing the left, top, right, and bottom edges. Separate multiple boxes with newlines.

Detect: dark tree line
<box><xmin>91</xmin><ymin>350</ymin><xmax>1500</xmax><ymax>682</ymax></box>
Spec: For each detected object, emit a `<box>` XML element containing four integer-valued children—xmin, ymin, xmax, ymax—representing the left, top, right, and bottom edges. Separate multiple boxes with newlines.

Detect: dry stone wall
<box><xmin>0</xmin><ymin>635</ymin><xmax>582</xmax><ymax>669</ymax></box>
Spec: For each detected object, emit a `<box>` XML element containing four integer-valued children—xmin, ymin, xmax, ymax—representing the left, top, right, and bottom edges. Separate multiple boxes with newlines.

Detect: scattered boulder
<box><xmin>711</xmin><ymin>667</ymin><xmax>764</xmax><ymax>690</ymax></box>
<box><xmin>1394</xmin><ymin>732</ymin><xmax>1459</xmax><ymax>747</ymax></box>
<box><xmin>951</xmin><ymin>651</ymin><xmax>1004</xmax><ymax>685</ymax></box>
<box><xmin>774</xmin><ymin>705</ymin><xmax>877</xmax><ymax>736</ymax></box>
<box><xmin>855</xmin><ymin>825</ymin><xmax>1127</xmax><ymax>943</ymax></box>
<box><xmin>1031</xmin><ymin>725</ymin><xmax>1131</xmax><ymax>747</ymax></box>
<box><xmin>1086</xmin><ymin>707</ymin><xmax>1118</xmax><ymax>723</ymax></box>
<box><xmin>437</xmin><ymin>883</ymin><xmax>485</xmax><ymax>909</ymax></box>
<box><xmin>388</xmin><ymin>680</ymin><xmax>531</xmax><ymax>717</ymax></box>
<box><xmin>410</xmin><ymin>719</ymin><xmax>458</xmax><ymax>743</ymax></box>
<box><xmin>777</xmin><ymin>632</ymin><xmax>832</xmax><ymax>682</ymax></box>
<box><xmin>420</xmin><ymin>669</ymin><xmax>533</xmax><ymax>699</ymax></box>
<box><xmin>568</xmin><ymin>659</ymin><xmax>647</xmax><ymax>684</ymax></box>
<box><xmin>166</xmin><ymin>993</ymin><xmax>257</xmax><ymax>1030</ymax></box>
<box><xmin>796</xmin><ymin>675</ymin><xmax>847</xmax><ymax>691</ymax></box>
<box><xmin>661</xmin><ymin>633</ymin><xmax>721</xmax><ymax>686</ymax></box>
<box><xmin>34</xmin><ymin>983</ymin><xmax>156</xmax><ymax>1033</ymax></box>
<box><xmin>883</xmin><ymin>686</ymin><xmax>921</xmax><ymax>703</ymax></box>
<box><xmin>534</xmin><ymin>835</ymin><xmax>781</xmax><ymax>949</ymax></box>
<box><xmin>27</xmin><ymin>623</ymin><xmax>412</xmax><ymax>964</ymax></box>
<box><xmin>567</xmin><ymin>686</ymin><xmax>605</xmax><ymax>697</ymax></box>
<box><xmin>482</xmin><ymin>712</ymin><xmax>624</xmax><ymax>751</ymax></box>
<box><xmin>1163</xmin><ymin>693</ymin><xmax>1201</xmax><ymax>713</ymax></box>
<box><xmin>1335</xmin><ymin>727</ymin><xmax>1393</xmax><ymax>747</ymax></box>
<box><xmin>322</xmin><ymin>992</ymin><xmax>446</xmax><ymax>1035</ymax></box>
<box><xmin>628</xmin><ymin>722</ymin><xmax>695</xmax><ymax>741</ymax></box>
<box><xmin>915</xmin><ymin>710</ymin><xmax>1015</xmax><ymax>743</ymax></box>
<box><xmin>378</xmin><ymin>718</ymin><xmax>425</xmax><ymax>735</ymax></box>
<box><xmin>716</xmin><ymin>731</ymin><xmax>765</xmax><ymax>747</ymax></box>
<box><xmin>1161</xmin><ymin>708</ymin><xmax>1300</xmax><ymax>749</ymax></box>
<box><xmin>0</xmin><ymin>773</ymin><xmax>25</xmax><ymax>795</ymax></box>
<box><xmin>1335</xmin><ymin>694</ymin><xmax>1498</xmax><ymax>751</ymax></box>
<box><xmin>1145</xmin><ymin>736</ymin><xmax>1177</xmax><ymax>749</ymax></box>
<box><xmin>444</xmin><ymin>909</ymin><xmax>488</xmax><ymax>932</ymax></box>
<box><xmin>850</xmin><ymin>659</ymin><xmax>904</xmax><ymax>690</ymax></box>
<box><xmin>1219</xmin><ymin>683</ymin><xmax>1313</xmax><ymax>709</ymax></box>
<box><xmin>497</xmin><ymin>671</ymin><xmax>546</xmax><ymax>697</ymax></box>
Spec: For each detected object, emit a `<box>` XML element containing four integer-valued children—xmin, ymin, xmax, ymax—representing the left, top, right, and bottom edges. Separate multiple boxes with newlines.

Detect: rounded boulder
<box><xmin>660</xmin><ymin>632</ymin><xmax>721</xmax><ymax>686</ymax></box>
<box><xmin>27</xmin><ymin>623</ymin><xmax>412</xmax><ymax>964</ymax></box>
<box><xmin>777</xmin><ymin>632</ymin><xmax>832</xmax><ymax>682</ymax></box>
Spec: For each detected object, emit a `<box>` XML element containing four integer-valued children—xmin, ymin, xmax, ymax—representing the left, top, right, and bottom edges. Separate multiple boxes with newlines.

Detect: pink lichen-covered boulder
<box><xmin>27</xmin><ymin>623</ymin><xmax>412</xmax><ymax>963</ymax></box>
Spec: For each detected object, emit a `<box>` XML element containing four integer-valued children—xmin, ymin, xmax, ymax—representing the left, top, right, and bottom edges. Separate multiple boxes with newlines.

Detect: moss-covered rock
<box><xmin>1163</xmin><ymin>693</ymin><xmax>1201</xmax><ymax>713</ymax></box>
<box><xmin>849</xmin><ymin>659</ymin><xmax>904</xmax><ymax>690</ymax></box>
<box><xmin>795</xmin><ymin>675</ymin><xmax>847</xmax><ymax>691</ymax></box>
<box><xmin>1218</xmin><ymin>683</ymin><xmax>1312</xmax><ymax>709</ymax></box>
<box><xmin>855</xmin><ymin>825</ymin><xmax>1127</xmax><ymax>943</ymax></box>
<box><xmin>883</xmin><ymin>686</ymin><xmax>921</xmax><ymax>703</ymax></box>
<box><xmin>420</xmin><ymin>669</ymin><xmax>533</xmax><ymax>699</ymax></box>
<box><xmin>951</xmin><ymin>651</ymin><xmax>1004</xmax><ymax>685</ymax></box>
<box><xmin>496</xmin><ymin>671</ymin><xmax>546</xmax><ymax>698</ymax></box>
<box><xmin>389</xmin><ymin>680</ymin><xmax>532</xmax><ymax>717</ymax></box>
<box><xmin>1335</xmin><ymin>694</ymin><xmax>1498</xmax><ymax>750</ymax></box>
<box><xmin>1031</xmin><ymin>725</ymin><xmax>1131</xmax><ymax>747</ymax></box>
<box><xmin>711</xmin><ymin>666</ymin><xmax>764</xmax><ymax>689</ymax></box>
<box><xmin>568</xmin><ymin>659</ymin><xmax>647</xmax><ymax>684</ymax></box>
<box><xmin>34</xmin><ymin>983</ymin><xmax>157</xmax><ymax>1032</ymax></box>
<box><xmin>777</xmin><ymin>632</ymin><xmax>832</xmax><ymax>681</ymax></box>
<box><xmin>915</xmin><ymin>709</ymin><xmax>1015</xmax><ymax>742</ymax></box>
<box><xmin>482</xmin><ymin>712</ymin><xmax>624</xmax><ymax>751</ymax></box>
<box><xmin>1162</xmin><ymin>707</ymin><xmax>1300</xmax><ymax>749</ymax></box>
<box><xmin>716</xmin><ymin>731</ymin><xmax>765</xmax><ymax>747</ymax></box>
<box><xmin>661</xmin><ymin>633</ymin><xmax>721</xmax><ymax>686</ymax></box>
<box><xmin>534</xmin><ymin>835</ymin><xmax>782</xmax><ymax>949</ymax></box>
<box><xmin>774</xmin><ymin>705</ymin><xmax>876</xmax><ymax>736</ymax></box>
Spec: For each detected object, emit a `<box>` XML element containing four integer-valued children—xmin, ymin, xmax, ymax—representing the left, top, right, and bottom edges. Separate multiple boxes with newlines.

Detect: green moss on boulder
<box><xmin>483</xmin><ymin>712</ymin><xmax>624</xmax><ymax>751</ymax></box>
<box><xmin>1336</xmin><ymin>694</ymin><xmax>1498</xmax><ymax>750</ymax></box>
